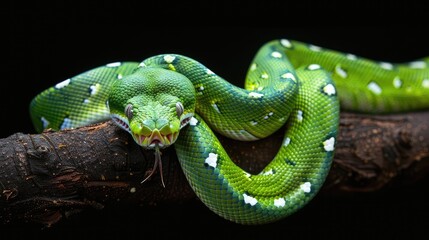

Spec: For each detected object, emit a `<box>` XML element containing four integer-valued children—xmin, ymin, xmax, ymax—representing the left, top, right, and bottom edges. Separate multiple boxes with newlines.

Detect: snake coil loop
<box><xmin>29</xmin><ymin>39</ymin><xmax>429</xmax><ymax>225</ymax></box>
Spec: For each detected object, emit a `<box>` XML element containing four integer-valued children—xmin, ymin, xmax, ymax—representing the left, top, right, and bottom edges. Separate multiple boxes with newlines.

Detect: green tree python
<box><xmin>29</xmin><ymin>39</ymin><xmax>429</xmax><ymax>225</ymax></box>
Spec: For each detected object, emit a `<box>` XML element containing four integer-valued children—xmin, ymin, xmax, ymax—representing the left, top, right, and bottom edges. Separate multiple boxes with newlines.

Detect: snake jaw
<box><xmin>111</xmin><ymin>114</ymin><xmax>131</xmax><ymax>133</ymax></box>
<box><xmin>111</xmin><ymin>114</ymin><xmax>177</xmax><ymax>148</ymax></box>
<box><xmin>180</xmin><ymin>113</ymin><xmax>194</xmax><ymax>129</ymax></box>
<box><xmin>133</xmin><ymin>131</ymin><xmax>179</xmax><ymax>149</ymax></box>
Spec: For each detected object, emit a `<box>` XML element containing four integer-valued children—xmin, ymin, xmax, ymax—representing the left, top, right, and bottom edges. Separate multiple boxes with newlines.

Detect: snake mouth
<box><xmin>133</xmin><ymin>131</ymin><xmax>179</xmax><ymax>149</ymax></box>
<box><xmin>111</xmin><ymin>115</ymin><xmax>131</xmax><ymax>133</ymax></box>
<box><xmin>111</xmin><ymin>115</ymin><xmax>179</xmax><ymax>149</ymax></box>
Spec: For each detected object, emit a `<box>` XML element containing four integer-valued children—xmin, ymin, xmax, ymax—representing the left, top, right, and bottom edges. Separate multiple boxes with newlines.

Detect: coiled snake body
<box><xmin>30</xmin><ymin>39</ymin><xmax>429</xmax><ymax>225</ymax></box>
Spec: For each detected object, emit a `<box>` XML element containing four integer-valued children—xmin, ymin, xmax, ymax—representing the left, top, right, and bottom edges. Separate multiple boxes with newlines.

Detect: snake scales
<box><xmin>29</xmin><ymin>39</ymin><xmax>429</xmax><ymax>225</ymax></box>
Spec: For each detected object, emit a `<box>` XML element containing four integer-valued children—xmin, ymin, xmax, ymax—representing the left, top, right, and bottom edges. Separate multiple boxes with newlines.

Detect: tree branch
<box><xmin>0</xmin><ymin>112</ymin><xmax>428</xmax><ymax>226</ymax></box>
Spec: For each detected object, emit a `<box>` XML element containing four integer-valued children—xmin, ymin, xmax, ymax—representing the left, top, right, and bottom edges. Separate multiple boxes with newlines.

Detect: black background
<box><xmin>4</xmin><ymin>1</ymin><xmax>429</xmax><ymax>239</ymax></box>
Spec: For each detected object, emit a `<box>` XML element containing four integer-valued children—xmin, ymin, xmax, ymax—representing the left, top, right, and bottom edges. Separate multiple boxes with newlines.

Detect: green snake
<box><xmin>29</xmin><ymin>39</ymin><xmax>429</xmax><ymax>225</ymax></box>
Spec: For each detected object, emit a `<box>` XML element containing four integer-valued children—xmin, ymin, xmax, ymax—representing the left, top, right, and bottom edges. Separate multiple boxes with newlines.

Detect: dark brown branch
<box><xmin>0</xmin><ymin>112</ymin><xmax>428</xmax><ymax>226</ymax></box>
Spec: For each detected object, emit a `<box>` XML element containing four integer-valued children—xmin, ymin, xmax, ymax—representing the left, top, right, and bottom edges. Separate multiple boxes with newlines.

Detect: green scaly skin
<box><xmin>29</xmin><ymin>39</ymin><xmax>429</xmax><ymax>225</ymax></box>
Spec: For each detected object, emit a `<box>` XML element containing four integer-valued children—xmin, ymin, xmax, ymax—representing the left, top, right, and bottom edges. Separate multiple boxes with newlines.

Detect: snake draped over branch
<box><xmin>29</xmin><ymin>39</ymin><xmax>429</xmax><ymax>225</ymax></box>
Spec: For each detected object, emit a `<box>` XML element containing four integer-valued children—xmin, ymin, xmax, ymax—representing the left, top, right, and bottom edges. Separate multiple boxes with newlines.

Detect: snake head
<box><xmin>108</xmin><ymin>67</ymin><xmax>196</xmax><ymax>149</ymax></box>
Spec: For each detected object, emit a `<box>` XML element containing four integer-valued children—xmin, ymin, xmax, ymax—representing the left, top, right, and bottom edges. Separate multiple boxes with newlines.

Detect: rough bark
<box><xmin>0</xmin><ymin>111</ymin><xmax>428</xmax><ymax>226</ymax></box>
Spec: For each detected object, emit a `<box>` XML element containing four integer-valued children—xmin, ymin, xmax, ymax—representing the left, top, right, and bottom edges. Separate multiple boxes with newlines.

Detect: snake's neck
<box><xmin>141</xmin><ymin>147</ymin><xmax>165</xmax><ymax>187</ymax></box>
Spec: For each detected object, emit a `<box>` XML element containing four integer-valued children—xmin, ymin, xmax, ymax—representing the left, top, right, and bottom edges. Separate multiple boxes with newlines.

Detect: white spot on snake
<box><xmin>243</xmin><ymin>193</ymin><xmax>258</xmax><ymax>206</ymax></box>
<box><xmin>206</xmin><ymin>69</ymin><xmax>214</xmax><ymax>75</ymax></box>
<box><xmin>409</xmin><ymin>61</ymin><xmax>426</xmax><ymax>69</ymax></box>
<box><xmin>117</xmin><ymin>74</ymin><xmax>123</xmax><ymax>79</ymax></box>
<box><xmin>323</xmin><ymin>137</ymin><xmax>335</xmax><ymax>152</ymax></box>
<box><xmin>300</xmin><ymin>182</ymin><xmax>311</xmax><ymax>193</ymax></box>
<box><xmin>250</xmin><ymin>121</ymin><xmax>258</xmax><ymax>126</ymax></box>
<box><xmin>106</xmin><ymin>62</ymin><xmax>121</xmax><ymax>67</ymax></box>
<box><xmin>297</xmin><ymin>110</ymin><xmax>303</xmax><ymax>122</ymax></box>
<box><xmin>163</xmin><ymin>55</ymin><xmax>176</xmax><ymax>64</ymax></box>
<box><xmin>199</xmin><ymin>86</ymin><xmax>204</xmax><ymax>91</ymax></box>
<box><xmin>379</xmin><ymin>62</ymin><xmax>393</xmax><ymax>70</ymax></box>
<box><xmin>262</xmin><ymin>169</ymin><xmax>274</xmax><ymax>175</ymax></box>
<box><xmin>422</xmin><ymin>79</ymin><xmax>429</xmax><ymax>88</ymax></box>
<box><xmin>244</xmin><ymin>172</ymin><xmax>251</xmax><ymax>178</ymax></box>
<box><xmin>130</xmin><ymin>187</ymin><xmax>136</xmax><ymax>193</ymax></box>
<box><xmin>250</xmin><ymin>63</ymin><xmax>257</xmax><ymax>71</ymax></box>
<box><xmin>212</xmin><ymin>103</ymin><xmax>220</xmax><ymax>113</ymax></box>
<box><xmin>335</xmin><ymin>65</ymin><xmax>347</xmax><ymax>78</ymax></box>
<box><xmin>138</xmin><ymin>62</ymin><xmax>146</xmax><ymax>67</ymax></box>
<box><xmin>89</xmin><ymin>84</ymin><xmax>100</xmax><ymax>96</ymax></box>
<box><xmin>60</xmin><ymin>118</ymin><xmax>72</xmax><ymax>130</ymax></box>
<box><xmin>41</xmin><ymin>117</ymin><xmax>49</xmax><ymax>129</ymax></box>
<box><xmin>367</xmin><ymin>82</ymin><xmax>382</xmax><ymax>95</ymax></box>
<box><xmin>274</xmin><ymin>197</ymin><xmax>286</xmax><ymax>207</ymax></box>
<box><xmin>83</xmin><ymin>99</ymin><xmax>90</xmax><ymax>104</ymax></box>
<box><xmin>249</xmin><ymin>92</ymin><xmax>264</xmax><ymax>99</ymax></box>
<box><xmin>205</xmin><ymin>153</ymin><xmax>218</xmax><ymax>168</ymax></box>
<box><xmin>283</xmin><ymin>137</ymin><xmax>291</xmax><ymax>147</ymax></box>
<box><xmin>346</xmin><ymin>54</ymin><xmax>357</xmax><ymax>61</ymax></box>
<box><xmin>257</xmin><ymin>86</ymin><xmax>264</xmax><ymax>91</ymax></box>
<box><xmin>393</xmin><ymin>76</ymin><xmax>402</xmax><ymax>88</ymax></box>
<box><xmin>309</xmin><ymin>44</ymin><xmax>322</xmax><ymax>51</ymax></box>
<box><xmin>261</xmin><ymin>72</ymin><xmax>269</xmax><ymax>79</ymax></box>
<box><xmin>308</xmin><ymin>64</ymin><xmax>321</xmax><ymax>70</ymax></box>
<box><xmin>189</xmin><ymin>117</ymin><xmax>198</xmax><ymax>126</ymax></box>
<box><xmin>55</xmin><ymin>79</ymin><xmax>71</xmax><ymax>89</ymax></box>
<box><xmin>281</xmin><ymin>72</ymin><xmax>296</xmax><ymax>82</ymax></box>
<box><xmin>271</xmin><ymin>51</ymin><xmax>282</xmax><ymax>58</ymax></box>
<box><xmin>280</xmin><ymin>39</ymin><xmax>292</xmax><ymax>48</ymax></box>
<box><xmin>323</xmin><ymin>84</ymin><xmax>336</xmax><ymax>96</ymax></box>
<box><xmin>264</xmin><ymin>111</ymin><xmax>274</xmax><ymax>120</ymax></box>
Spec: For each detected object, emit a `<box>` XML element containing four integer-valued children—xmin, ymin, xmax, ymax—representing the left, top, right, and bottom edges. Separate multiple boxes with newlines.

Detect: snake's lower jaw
<box><xmin>133</xmin><ymin>131</ymin><xmax>179</xmax><ymax>149</ymax></box>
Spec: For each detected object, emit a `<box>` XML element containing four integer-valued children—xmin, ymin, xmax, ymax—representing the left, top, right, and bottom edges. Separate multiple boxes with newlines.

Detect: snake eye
<box><xmin>125</xmin><ymin>104</ymin><xmax>133</xmax><ymax>119</ymax></box>
<box><xmin>176</xmin><ymin>102</ymin><xmax>184</xmax><ymax>118</ymax></box>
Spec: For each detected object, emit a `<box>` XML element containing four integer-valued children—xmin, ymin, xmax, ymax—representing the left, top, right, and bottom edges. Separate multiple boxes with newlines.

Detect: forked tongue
<box><xmin>141</xmin><ymin>146</ymin><xmax>165</xmax><ymax>188</ymax></box>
